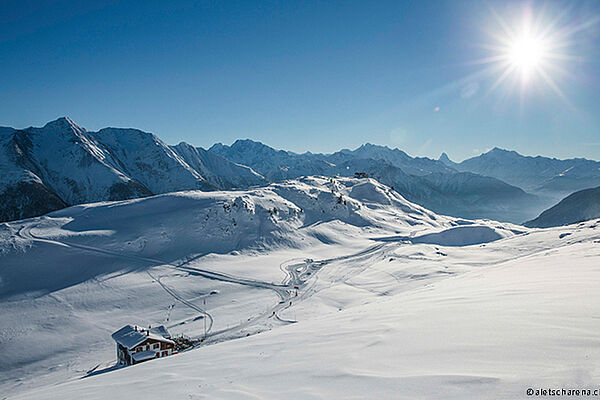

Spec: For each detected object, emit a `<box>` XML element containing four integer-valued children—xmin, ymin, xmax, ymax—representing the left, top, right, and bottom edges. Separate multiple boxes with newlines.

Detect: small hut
<box><xmin>112</xmin><ymin>324</ymin><xmax>175</xmax><ymax>366</ymax></box>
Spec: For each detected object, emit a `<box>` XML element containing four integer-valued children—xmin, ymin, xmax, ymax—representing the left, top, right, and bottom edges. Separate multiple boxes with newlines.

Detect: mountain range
<box><xmin>208</xmin><ymin>140</ymin><xmax>545</xmax><ymax>222</ymax></box>
<box><xmin>2</xmin><ymin>117</ymin><xmax>599</xmax><ymax>225</ymax></box>
<box><xmin>441</xmin><ymin>147</ymin><xmax>600</xmax><ymax>197</ymax></box>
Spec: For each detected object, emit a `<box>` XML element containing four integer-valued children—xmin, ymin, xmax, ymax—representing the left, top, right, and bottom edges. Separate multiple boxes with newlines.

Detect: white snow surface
<box><xmin>1</xmin><ymin>176</ymin><xmax>598</xmax><ymax>399</ymax></box>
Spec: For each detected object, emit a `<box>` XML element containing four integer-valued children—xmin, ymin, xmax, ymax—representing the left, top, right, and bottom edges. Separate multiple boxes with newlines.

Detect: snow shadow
<box><xmin>374</xmin><ymin>225</ymin><xmax>503</xmax><ymax>247</ymax></box>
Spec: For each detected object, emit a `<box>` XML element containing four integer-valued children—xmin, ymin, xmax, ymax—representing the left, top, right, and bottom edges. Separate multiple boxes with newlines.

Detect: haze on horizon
<box><xmin>1</xmin><ymin>0</ymin><xmax>599</xmax><ymax>162</ymax></box>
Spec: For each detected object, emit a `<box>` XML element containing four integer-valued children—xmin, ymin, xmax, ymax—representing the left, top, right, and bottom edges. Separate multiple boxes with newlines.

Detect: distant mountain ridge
<box><xmin>330</xmin><ymin>143</ymin><xmax>455</xmax><ymax>176</ymax></box>
<box><xmin>450</xmin><ymin>147</ymin><xmax>600</xmax><ymax>197</ymax></box>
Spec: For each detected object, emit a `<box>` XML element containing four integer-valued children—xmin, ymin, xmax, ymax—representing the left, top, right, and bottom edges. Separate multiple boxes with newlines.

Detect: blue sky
<box><xmin>1</xmin><ymin>0</ymin><xmax>599</xmax><ymax>161</ymax></box>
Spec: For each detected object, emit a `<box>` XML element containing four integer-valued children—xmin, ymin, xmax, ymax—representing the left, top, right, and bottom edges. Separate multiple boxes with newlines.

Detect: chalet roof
<box><xmin>132</xmin><ymin>350</ymin><xmax>157</xmax><ymax>362</ymax></box>
<box><xmin>112</xmin><ymin>325</ymin><xmax>175</xmax><ymax>349</ymax></box>
<box><xmin>149</xmin><ymin>325</ymin><xmax>171</xmax><ymax>339</ymax></box>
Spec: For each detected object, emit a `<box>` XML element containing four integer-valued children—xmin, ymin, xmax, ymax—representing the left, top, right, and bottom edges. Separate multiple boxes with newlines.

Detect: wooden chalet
<box><xmin>112</xmin><ymin>324</ymin><xmax>175</xmax><ymax>366</ymax></box>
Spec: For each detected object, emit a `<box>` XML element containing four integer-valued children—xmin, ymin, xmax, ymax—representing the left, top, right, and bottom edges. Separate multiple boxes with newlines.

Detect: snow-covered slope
<box><xmin>18</xmin><ymin>223</ymin><xmax>600</xmax><ymax>400</ymax></box>
<box><xmin>525</xmin><ymin>186</ymin><xmax>600</xmax><ymax>228</ymax></box>
<box><xmin>0</xmin><ymin>176</ymin><xmax>526</xmax><ymax>397</ymax></box>
<box><xmin>92</xmin><ymin>127</ymin><xmax>213</xmax><ymax>194</ymax></box>
<box><xmin>0</xmin><ymin>177</ymin><xmax>450</xmax><ymax>297</ymax></box>
<box><xmin>3</xmin><ymin>175</ymin><xmax>599</xmax><ymax>398</ymax></box>
<box><xmin>0</xmin><ymin>128</ymin><xmax>67</xmax><ymax>222</ymax></box>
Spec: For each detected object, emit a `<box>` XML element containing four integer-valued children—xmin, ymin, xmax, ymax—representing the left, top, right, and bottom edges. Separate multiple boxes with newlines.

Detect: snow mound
<box><xmin>376</xmin><ymin>225</ymin><xmax>509</xmax><ymax>246</ymax></box>
<box><xmin>348</xmin><ymin>180</ymin><xmax>392</xmax><ymax>205</ymax></box>
<box><xmin>410</xmin><ymin>225</ymin><xmax>505</xmax><ymax>246</ymax></box>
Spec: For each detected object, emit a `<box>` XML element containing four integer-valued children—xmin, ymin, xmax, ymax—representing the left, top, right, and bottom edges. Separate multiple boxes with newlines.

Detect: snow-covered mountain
<box><xmin>209</xmin><ymin>139</ymin><xmax>335</xmax><ymax>181</ymax></box>
<box><xmin>0</xmin><ymin>118</ymin><xmax>269</xmax><ymax>223</ymax></box>
<box><xmin>453</xmin><ymin>147</ymin><xmax>600</xmax><ymax>196</ymax></box>
<box><xmin>0</xmin><ymin>177</ymin><xmax>449</xmax><ymax>298</ymax></box>
<box><xmin>209</xmin><ymin>140</ymin><xmax>454</xmax><ymax>179</ymax></box>
<box><xmin>171</xmin><ymin>142</ymin><xmax>266</xmax><ymax>189</ymax></box>
<box><xmin>209</xmin><ymin>139</ymin><xmax>544</xmax><ymax>222</ymax></box>
<box><xmin>0</xmin><ymin>118</ymin><xmax>152</xmax><ymax>222</ymax></box>
<box><xmin>91</xmin><ymin>127</ymin><xmax>213</xmax><ymax>194</ymax></box>
<box><xmin>525</xmin><ymin>185</ymin><xmax>600</xmax><ymax>228</ymax></box>
<box><xmin>438</xmin><ymin>151</ymin><xmax>458</xmax><ymax>168</ymax></box>
<box><xmin>329</xmin><ymin>142</ymin><xmax>455</xmax><ymax>176</ymax></box>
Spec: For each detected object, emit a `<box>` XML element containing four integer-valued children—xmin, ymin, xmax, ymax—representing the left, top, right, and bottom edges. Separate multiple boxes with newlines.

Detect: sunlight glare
<box><xmin>508</xmin><ymin>34</ymin><xmax>546</xmax><ymax>73</ymax></box>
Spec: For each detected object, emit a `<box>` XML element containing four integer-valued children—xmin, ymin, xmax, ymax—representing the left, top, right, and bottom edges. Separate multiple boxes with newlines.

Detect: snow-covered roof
<box><xmin>149</xmin><ymin>325</ymin><xmax>171</xmax><ymax>339</ymax></box>
<box><xmin>132</xmin><ymin>350</ymin><xmax>157</xmax><ymax>362</ymax></box>
<box><xmin>112</xmin><ymin>325</ymin><xmax>175</xmax><ymax>349</ymax></box>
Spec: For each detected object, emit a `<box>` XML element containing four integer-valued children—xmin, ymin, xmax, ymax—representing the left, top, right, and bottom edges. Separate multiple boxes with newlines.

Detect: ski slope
<box><xmin>1</xmin><ymin>176</ymin><xmax>598</xmax><ymax>399</ymax></box>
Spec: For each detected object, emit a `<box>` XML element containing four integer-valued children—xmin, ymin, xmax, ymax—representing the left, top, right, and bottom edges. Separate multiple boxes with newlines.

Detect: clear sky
<box><xmin>1</xmin><ymin>0</ymin><xmax>599</xmax><ymax>161</ymax></box>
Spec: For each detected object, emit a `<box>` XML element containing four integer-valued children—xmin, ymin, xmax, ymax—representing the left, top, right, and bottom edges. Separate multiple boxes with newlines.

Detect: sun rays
<box><xmin>471</xmin><ymin>4</ymin><xmax>599</xmax><ymax>104</ymax></box>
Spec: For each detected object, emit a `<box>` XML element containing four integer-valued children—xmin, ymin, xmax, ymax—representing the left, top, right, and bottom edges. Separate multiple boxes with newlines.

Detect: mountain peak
<box><xmin>356</xmin><ymin>143</ymin><xmax>390</xmax><ymax>151</ymax></box>
<box><xmin>231</xmin><ymin>138</ymin><xmax>270</xmax><ymax>148</ymax></box>
<box><xmin>487</xmin><ymin>147</ymin><xmax>517</xmax><ymax>155</ymax></box>
<box><xmin>229</xmin><ymin>139</ymin><xmax>282</xmax><ymax>154</ymax></box>
<box><xmin>359</xmin><ymin>142</ymin><xmax>377</xmax><ymax>148</ymax></box>
<box><xmin>438</xmin><ymin>152</ymin><xmax>455</xmax><ymax>166</ymax></box>
<box><xmin>97</xmin><ymin>127</ymin><xmax>159</xmax><ymax>143</ymax></box>
<box><xmin>43</xmin><ymin>117</ymin><xmax>83</xmax><ymax>132</ymax></box>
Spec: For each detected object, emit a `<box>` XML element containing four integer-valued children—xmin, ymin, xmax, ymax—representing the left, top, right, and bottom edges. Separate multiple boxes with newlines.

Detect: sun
<box><xmin>507</xmin><ymin>34</ymin><xmax>547</xmax><ymax>73</ymax></box>
<box><xmin>475</xmin><ymin>6</ymin><xmax>586</xmax><ymax>96</ymax></box>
